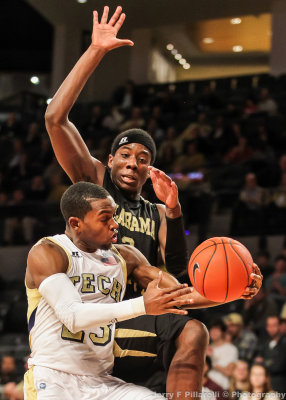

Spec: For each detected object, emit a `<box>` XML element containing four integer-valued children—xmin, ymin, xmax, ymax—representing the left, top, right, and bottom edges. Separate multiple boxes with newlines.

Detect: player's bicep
<box><xmin>27</xmin><ymin>241</ymin><xmax>69</xmax><ymax>289</ymax></box>
<box><xmin>46</xmin><ymin>119</ymin><xmax>105</xmax><ymax>184</ymax></box>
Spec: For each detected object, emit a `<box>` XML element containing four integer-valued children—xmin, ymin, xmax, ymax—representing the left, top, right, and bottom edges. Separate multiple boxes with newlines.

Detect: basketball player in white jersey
<box><xmin>24</xmin><ymin>181</ymin><xmax>262</xmax><ymax>399</ymax></box>
<box><xmin>24</xmin><ymin>181</ymin><xmax>198</xmax><ymax>399</ymax></box>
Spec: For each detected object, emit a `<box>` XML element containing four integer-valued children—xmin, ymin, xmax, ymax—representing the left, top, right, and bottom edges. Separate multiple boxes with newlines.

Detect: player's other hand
<box><xmin>240</xmin><ymin>263</ymin><xmax>263</xmax><ymax>300</ymax></box>
<box><xmin>149</xmin><ymin>166</ymin><xmax>179</xmax><ymax>210</ymax></box>
<box><xmin>92</xmin><ymin>6</ymin><xmax>134</xmax><ymax>52</ymax></box>
<box><xmin>143</xmin><ymin>271</ymin><xmax>193</xmax><ymax>315</ymax></box>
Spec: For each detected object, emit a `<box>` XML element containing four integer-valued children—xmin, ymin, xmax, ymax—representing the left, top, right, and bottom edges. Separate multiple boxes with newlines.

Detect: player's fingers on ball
<box><xmin>253</xmin><ymin>263</ymin><xmax>262</xmax><ymax>276</ymax></box>
<box><xmin>168</xmin><ymin>298</ymin><xmax>194</xmax><ymax>307</ymax></box>
<box><xmin>101</xmin><ymin>6</ymin><xmax>109</xmax><ymax>23</ymax></box>
<box><xmin>108</xmin><ymin>5</ymin><xmax>122</xmax><ymax>25</ymax></box>
<box><xmin>164</xmin><ymin>286</ymin><xmax>192</xmax><ymax>300</ymax></box>
<box><xmin>161</xmin><ymin>283</ymin><xmax>188</xmax><ymax>294</ymax></box>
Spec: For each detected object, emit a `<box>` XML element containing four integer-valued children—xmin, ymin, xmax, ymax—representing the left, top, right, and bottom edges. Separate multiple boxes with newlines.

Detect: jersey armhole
<box><xmin>111</xmin><ymin>245</ymin><xmax>127</xmax><ymax>286</ymax></box>
<box><xmin>46</xmin><ymin>237</ymin><xmax>72</xmax><ymax>273</ymax></box>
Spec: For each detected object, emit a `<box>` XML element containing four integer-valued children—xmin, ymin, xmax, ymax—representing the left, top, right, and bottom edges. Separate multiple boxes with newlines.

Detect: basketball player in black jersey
<box><xmin>45</xmin><ymin>6</ymin><xmax>262</xmax><ymax>398</ymax></box>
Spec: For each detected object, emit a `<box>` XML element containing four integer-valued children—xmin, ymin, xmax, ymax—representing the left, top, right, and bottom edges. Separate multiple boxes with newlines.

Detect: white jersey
<box><xmin>26</xmin><ymin>234</ymin><xmax>127</xmax><ymax>377</ymax></box>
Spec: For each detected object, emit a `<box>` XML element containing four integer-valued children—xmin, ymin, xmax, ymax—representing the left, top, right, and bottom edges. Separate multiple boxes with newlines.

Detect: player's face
<box><xmin>77</xmin><ymin>197</ymin><xmax>118</xmax><ymax>251</ymax></box>
<box><xmin>108</xmin><ymin>143</ymin><xmax>151</xmax><ymax>195</ymax></box>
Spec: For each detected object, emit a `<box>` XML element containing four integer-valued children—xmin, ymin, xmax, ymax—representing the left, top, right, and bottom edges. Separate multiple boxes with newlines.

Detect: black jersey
<box><xmin>103</xmin><ymin>169</ymin><xmax>161</xmax><ymax>298</ymax></box>
<box><xmin>113</xmin><ymin>314</ymin><xmax>191</xmax><ymax>393</ymax></box>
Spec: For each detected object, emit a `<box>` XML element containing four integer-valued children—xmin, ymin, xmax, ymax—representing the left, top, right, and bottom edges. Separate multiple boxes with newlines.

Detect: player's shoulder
<box><xmin>113</xmin><ymin>244</ymin><xmax>149</xmax><ymax>267</ymax></box>
<box><xmin>28</xmin><ymin>237</ymin><xmax>69</xmax><ymax>267</ymax></box>
<box><xmin>113</xmin><ymin>244</ymin><xmax>138</xmax><ymax>258</ymax></box>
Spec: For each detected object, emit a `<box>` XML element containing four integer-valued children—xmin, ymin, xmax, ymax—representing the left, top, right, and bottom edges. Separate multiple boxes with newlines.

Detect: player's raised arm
<box><xmin>45</xmin><ymin>6</ymin><xmax>134</xmax><ymax>184</ymax></box>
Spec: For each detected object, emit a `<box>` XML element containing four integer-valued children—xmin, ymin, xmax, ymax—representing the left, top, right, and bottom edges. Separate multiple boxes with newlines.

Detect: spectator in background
<box><xmin>243</xmin><ymin>98</ymin><xmax>258</xmax><ymax>119</ymax></box>
<box><xmin>229</xmin><ymin>360</ymin><xmax>249</xmax><ymax>400</ymax></box>
<box><xmin>257</xmin><ymin>88</ymin><xmax>278</xmax><ymax>116</ymax></box>
<box><xmin>3</xmin><ymin>189</ymin><xmax>37</xmax><ymax>245</ymax></box>
<box><xmin>267</xmin><ymin>172</ymin><xmax>286</xmax><ymax>233</ymax></box>
<box><xmin>27</xmin><ymin>137</ymin><xmax>53</xmax><ymax>176</ymax></box>
<box><xmin>208</xmin><ymin>319</ymin><xmax>238</xmax><ymax>390</ymax></box>
<box><xmin>209</xmin><ymin>115</ymin><xmax>230</xmax><ymax>159</ymax></box>
<box><xmin>230</xmin><ymin>172</ymin><xmax>267</xmax><ymax>239</ymax></box>
<box><xmin>180</xmin><ymin>112</ymin><xmax>212</xmax><ymax>141</ymax></box>
<box><xmin>25</xmin><ymin>121</ymin><xmax>41</xmax><ymax>159</ymax></box>
<box><xmin>243</xmin><ymin>287</ymin><xmax>278</xmax><ymax>335</ymax></box>
<box><xmin>5</xmin><ymin>139</ymin><xmax>27</xmax><ymax>184</ymax></box>
<box><xmin>173</xmin><ymin>140</ymin><xmax>206</xmax><ymax>173</ymax></box>
<box><xmin>43</xmin><ymin>156</ymin><xmax>64</xmax><ymax>182</ymax></box>
<box><xmin>255</xmin><ymin>250</ymin><xmax>274</xmax><ymax>281</ymax></box>
<box><xmin>113</xmin><ymin>80</ymin><xmax>141</xmax><ymax>111</ymax></box>
<box><xmin>224</xmin><ymin>136</ymin><xmax>253</xmax><ymax>165</ymax></box>
<box><xmin>156</xmin><ymin>143</ymin><xmax>176</xmax><ymax>173</ymax></box>
<box><xmin>25</xmin><ymin>176</ymin><xmax>48</xmax><ymax>203</ymax></box>
<box><xmin>120</xmin><ymin>106</ymin><xmax>145</xmax><ymax>131</ymax></box>
<box><xmin>157</xmin><ymin>125</ymin><xmax>178</xmax><ymax>156</ymax></box>
<box><xmin>0</xmin><ymin>356</ymin><xmax>20</xmax><ymax>385</ymax></box>
<box><xmin>256</xmin><ymin>316</ymin><xmax>286</xmax><ymax>394</ymax></box>
<box><xmin>241</xmin><ymin>364</ymin><xmax>279</xmax><ymax>400</ymax></box>
<box><xmin>264</xmin><ymin>255</ymin><xmax>286</xmax><ymax>303</ymax></box>
<box><xmin>102</xmin><ymin>105</ymin><xmax>124</xmax><ymax>132</ymax></box>
<box><xmin>84</xmin><ymin>105</ymin><xmax>104</xmax><ymax>139</ymax></box>
<box><xmin>0</xmin><ymin>113</ymin><xmax>22</xmax><ymax>139</ymax></box>
<box><xmin>280</xmin><ymin>304</ymin><xmax>286</xmax><ymax>336</ymax></box>
<box><xmin>224</xmin><ymin>313</ymin><xmax>257</xmax><ymax>363</ymax></box>
<box><xmin>46</xmin><ymin>174</ymin><xmax>69</xmax><ymax>204</ymax></box>
<box><xmin>3</xmin><ymin>357</ymin><xmax>28</xmax><ymax>400</ymax></box>
<box><xmin>145</xmin><ymin>118</ymin><xmax>164</xmax><ymax>147</ymax></box>
<box><xmin>203</xmin><ymin>356</ymin><xmax>225</xmax><ymax>400</ymax></box>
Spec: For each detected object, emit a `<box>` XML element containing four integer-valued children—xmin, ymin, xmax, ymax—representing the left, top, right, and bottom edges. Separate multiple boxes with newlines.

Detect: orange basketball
<box><xmin>188</xmin><ymin>237</ymin><xmax>253</xmax><ymax>302</ymax></box>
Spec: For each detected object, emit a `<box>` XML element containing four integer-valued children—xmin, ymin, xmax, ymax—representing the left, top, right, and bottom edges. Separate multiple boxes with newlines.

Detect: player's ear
<box><xmin>69</xmin><ymin>217</ymin><xmax>81</xmax><ymax>231</ymax></box>
<box><xmin>107</xmin><ymin>154</ymin><xmax>113</xmax><ymax>168</ymax></box>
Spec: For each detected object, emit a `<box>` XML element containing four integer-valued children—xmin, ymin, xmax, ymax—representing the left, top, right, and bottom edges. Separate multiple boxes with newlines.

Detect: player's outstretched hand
<box><xmin>143</xmin><ymin>271</ymin><xmax>193</xmax><ymax>315</ymax></box>
<box><xmin>149</xmin><ymin>166</ymin><xmax>179</xmax><ymax>210</ymax></box>
<box><xmin>92</xmin><ymin>6</ymin><xmax>134</xmax><ymax>52</ymax></box>
<box><xmin>240</xmin><ymin>263</ymin><xmax>263</xmax><ymax>300</ymax></box>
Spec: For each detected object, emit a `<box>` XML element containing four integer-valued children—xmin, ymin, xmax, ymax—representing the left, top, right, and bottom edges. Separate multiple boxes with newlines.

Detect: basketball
<box><xmin>188</xmin><ymin>237</ymin><xmax>253</xmax><ymax>302</ymax></box>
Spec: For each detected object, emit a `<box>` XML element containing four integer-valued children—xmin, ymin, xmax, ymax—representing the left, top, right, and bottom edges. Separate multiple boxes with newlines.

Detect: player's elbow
<box><xmin>54</xmin><ymin>302</ymin><xmax>79</xmax><ymax>334</ymax></box>
<box><xmin>45</xmin><ymin>105</ymin><xmax>67</xmax><ymax>127</ymax></box>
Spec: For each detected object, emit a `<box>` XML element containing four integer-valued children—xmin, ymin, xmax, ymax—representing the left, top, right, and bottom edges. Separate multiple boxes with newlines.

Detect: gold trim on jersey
<box><xmin>26</xmin><ymin>284</ymin><xmax>42</xmax><ymax>322</ymax></box>
<box><xmin>46</xmin><ymin>236</ymin><xmax>72</xmax><ymax>273</ymax></box>
<box><xmin>115</xmin><ymin>328</ymin><xmax>157</xmax><ymax>338</ymax></box>
<box><xmin>111</xmin><ymin>245</ymin><xmax>127</xmax><ymax>286</ymax></box>
<box><xmin>113</xmin><ymin>341</ymin><xmax>156</xmax><ymax>358</ymax></box>
<box><xmin>24</xmin><ymin>366</ymin><xmax>37</xmax><ymax>399</ymax></box>
<box><xmin>25</xmin><ymin>283</ymin><xmax>42</xmax><ymax>351</ymax></box>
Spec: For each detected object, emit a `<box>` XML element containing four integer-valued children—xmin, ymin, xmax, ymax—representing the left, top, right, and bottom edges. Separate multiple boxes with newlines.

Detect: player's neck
<box><xmin>65</xmin><ymin>230</ymin><xmax>99</xmax><ymax>253</ymax></box>
<box><xmin>119</xmin><ymin>187</ymin><xmax>141</xmax><ymax>201</ymax></box>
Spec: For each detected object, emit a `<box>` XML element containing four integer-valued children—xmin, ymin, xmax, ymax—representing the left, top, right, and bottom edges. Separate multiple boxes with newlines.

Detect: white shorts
<box><xmin>24</xmin><ymin>365</ymin><xmax>165</xmax><ymax>400</ymax></box>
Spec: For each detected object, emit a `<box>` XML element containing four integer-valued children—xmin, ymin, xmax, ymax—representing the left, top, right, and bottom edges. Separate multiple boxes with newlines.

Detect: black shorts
<box><xmin>112</xmin><ymin>313</ymin><xmax>191</xmax><ymax>393</ymax></box>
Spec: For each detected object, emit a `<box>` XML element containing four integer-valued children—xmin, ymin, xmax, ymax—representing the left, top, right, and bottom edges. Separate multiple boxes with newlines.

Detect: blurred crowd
<box><xmin>1</xmin><ymin>77</ymin><xmax>286</xmax><ymax>246</ymax></box>
<box><xmin>0</xmin><ymin>74</ymin><xmax>286</xmax><ymax>398</ymax></box>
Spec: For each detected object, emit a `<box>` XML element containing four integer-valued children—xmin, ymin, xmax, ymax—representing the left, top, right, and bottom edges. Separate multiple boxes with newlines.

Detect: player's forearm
<box><xmin>165</xmin><ymin>211</ymin><xmax>188</xmax><ymax>276</ymax></box>
<box><xmin>134</xmin><ymin>265</ymin><xmax>179</xmax><ymax>290</ymax></box>
<box><xmin>39</xmin><ymin>273</ymin><xmax>146</xmax><ymax>334</ymax></box>
<box><xmin>46</xmin><ymin>45</ymin><xmax>106</xmax><ymax>125</ymax></box>
<box><xmin>183</xmin><ymin>289</ymin><xmax>222</xmax><ymax>309</ymax></box>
